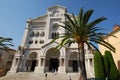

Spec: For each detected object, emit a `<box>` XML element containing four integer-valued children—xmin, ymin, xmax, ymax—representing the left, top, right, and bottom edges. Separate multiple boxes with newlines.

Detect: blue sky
<box><xmin>0</xmin><ymin>0</ymin><xmax>120</xmax><ymax>49</ymax></box>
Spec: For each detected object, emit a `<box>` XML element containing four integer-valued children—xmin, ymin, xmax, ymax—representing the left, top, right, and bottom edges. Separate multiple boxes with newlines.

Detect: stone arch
<box><xmin>44</xmin><ymin>48</ymin><xmax>60</xmax><ymax>72</ymax></box>
<box><xmin>68</xmin><ymin>51</ymin><xmax>79</xmax><ymax>72</ymax></box>
<box><xmin>69</xmin><ymin>52</ymin><xmax>78</xmax><ymax>60</ymax></box>
<box><xmin>29</xmin><ymin>52</ymin><xmax>37</xmax><ymax>59</ymax></box>
<box><xmin>43</xmin><ymin>45</ymin><xmax>63</xmax><ymax>56</ymax></box>
<box><xmin>52</xmin><ymin>11</ymin><xmax>60</xmax><ymax>17</ymax></box>
<box><xmin>52</xmin><ymin>23</ymin><xmax>59</xmax><ymax>30</ymax></box>
<box><xmin>46</xmin><ymin>48</ymin><xmax>60</xmax><ymax>58</ymax></box>
<box><xmin>26</xmin><ymin>52</ymin><xmax>38</xmax><ymax>72</ymax></box>
<box><xmin>51</xmin><ymin>23</ymin><xmax>60</xmax><ymax>39</ymax></box>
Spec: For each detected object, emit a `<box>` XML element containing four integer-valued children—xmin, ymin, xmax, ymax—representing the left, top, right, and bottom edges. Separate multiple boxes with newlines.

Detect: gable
<box><xmin>31</xmin><ymin>14</ymin><xmax>48</xmax><ymax>22</ymax></box>
<box><xmin>47</xmin><ymin>5</ymin><xmax>66</xmax><ymax>11</ymax></box>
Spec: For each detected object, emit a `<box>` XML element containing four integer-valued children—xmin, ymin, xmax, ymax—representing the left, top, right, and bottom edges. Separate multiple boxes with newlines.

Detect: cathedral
<box><xmin>9</xmin><ymin>5</ymin><xmax>94</xmax><ymax>76</ymax></box>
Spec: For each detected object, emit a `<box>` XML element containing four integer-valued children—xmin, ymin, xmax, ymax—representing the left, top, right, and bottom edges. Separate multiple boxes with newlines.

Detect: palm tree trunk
<box><xmin>78</xmin><ymin>43</ymin><xmax>87</xmax><ymax>80</ymax></box>
<box><xmin>78</xmin><ymin>44</ymin><xmax>81</xmax><ymax>70</ymax></box>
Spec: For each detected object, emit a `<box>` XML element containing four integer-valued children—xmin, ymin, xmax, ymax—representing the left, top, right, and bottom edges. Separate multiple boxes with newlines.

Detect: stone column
<box><xmin>58</xmin><ymin>57</ymin><xmax>66</xmax><ymax>73</ymax></box>
<box><xmin>34</xmin><ymin>55</ymin><xmax>45</xmax><ymax>73</ymax></box>
<box><xmin>35</xmin><ymin>57</ymin><xmax>45</xmax><ymax>73</ymax></box>
<box><xmin>34</xmin><ymin>56</ymin><xmax>41</xmax><ymax>73</ymax></box>
<box><xmin>88</xmin><ymin>59</ymin><xmax>90</xmax><ymax>73</ymax></box>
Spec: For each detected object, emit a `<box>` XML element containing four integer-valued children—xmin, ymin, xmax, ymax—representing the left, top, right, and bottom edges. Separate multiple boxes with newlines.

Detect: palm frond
<box><xmin>83</xmin><ymin>9</ymin><xmax>94</xmax><ymax>26</ymax></box>
<box><xmin>0</xmin><ymin>37</ymin><xmax>14</xmax><ymax>52</ymax></box>
<box><xmin>87</xmin><ymin>41</ymin><xmax>102</xmax><ymax>54</ymax></box>
<box><xmin>87</xmin><ymin>17</ymin><xmax>107</xmax><ymax>30</ymax></box>
<box><xmin>77</xmin><ymin>7</ymin><xmax>84</xmax><ymax>27</ymax></box>
<box><xmin>90</xmin><ymin>37</ymin><xmax>115</xmax><ymax>53</ymax></box>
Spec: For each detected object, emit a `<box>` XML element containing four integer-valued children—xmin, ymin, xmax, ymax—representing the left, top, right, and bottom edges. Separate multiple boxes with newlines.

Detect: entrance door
<box><xmin>49</xmin><ymin>58</ymin><xmax>59</xmax><ymax>72</ymax></box>
<box><xmin>31</xmin><ymin>60</ymin><xmax>36</xmax><ymax>71</ymax></box>
<box><xmin>72</xmin><ymin>60</ymin><xmax>78</xmax><ymax>72</ymax></box>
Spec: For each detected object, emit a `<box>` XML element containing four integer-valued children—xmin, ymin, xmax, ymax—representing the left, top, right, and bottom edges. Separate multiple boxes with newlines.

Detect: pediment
<box><xmin>31</xmin><ymin>14</ymin><xmax>47</xmax><ymax>22</ymax></box>
<box><xmin>47</xmin><ymin>5</ymin><xmax>66</xmax><ymax>11</ymax></box>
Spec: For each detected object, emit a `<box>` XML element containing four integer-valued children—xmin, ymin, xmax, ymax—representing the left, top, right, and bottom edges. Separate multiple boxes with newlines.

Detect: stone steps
<box><xmin>0</xmin><ymin>72</ymin><xmax>80</xmax><ymax>80</ymax></box>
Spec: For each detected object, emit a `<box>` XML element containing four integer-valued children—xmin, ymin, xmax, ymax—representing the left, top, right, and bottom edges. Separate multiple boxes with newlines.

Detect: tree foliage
<box><xmin>94</xmin><ymin>51</ymin><xmax>106</xmax><ymax>79</ymax></box>
<box><xmin>104</xmin><ymin>50</ymin><xmax>120</xmax><ymax>80</ymax></box>
<box><xmin>94</xmin><ymin>50</ymin><xmax>120</xmax><ymax>80</ymax></box>
<box><xmin>0</xmin><ymin>37</ymin><xmax>14</xmax><ymax>52</ymax></box>
<box><xmin>103</xmin><ymin>55</ymin><xmax>110</xmax><ymax>76</ymax></box>
<box><xmin>50</xmin><ymin>8</ymin><xmax>115</xmax><ymax>80</ymax></box>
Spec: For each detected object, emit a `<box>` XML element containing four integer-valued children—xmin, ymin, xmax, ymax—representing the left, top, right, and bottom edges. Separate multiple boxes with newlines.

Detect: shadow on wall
<box><xmin>118</xmin><ymin>60</ymin><xmax>120</xmax><ymax>73</ymax></box>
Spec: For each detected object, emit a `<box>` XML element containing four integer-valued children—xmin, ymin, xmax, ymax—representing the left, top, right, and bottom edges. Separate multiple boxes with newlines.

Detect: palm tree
<box><xmin>51</xmin><ymin>8</ymin><xmax>115</xmax><ymax>80</ymax></box>
<box><xmin>0</xmin><ymin>37</ymin><xmax>14</xmax><ymax>52</ymax></box>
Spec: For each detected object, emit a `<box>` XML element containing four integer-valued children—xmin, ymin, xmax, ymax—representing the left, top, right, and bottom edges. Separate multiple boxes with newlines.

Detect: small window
<box><xmin>35</xmin><ymin>32</ymin><xmax>39</xmax><ymax>37</ymax></box>
<box><xmin>51</xmin><ymin>32</ymin><xmax>59</xmax><ymax>39</ymax></box>
<box><xmin>41</xmin><ymin>58</ymin><xmax>44</xmax><ymax>66</ymax></box>
<box><xmin>40</xmin><ymin>40</ymin><xmax>44</xmax><ymax>44</ymax></box>
<box><xmin>35</xmin><ymin>40</ymin><xmax>38</xmax><ymax>44</ymax></box>
<box><xmin>51</xmin><ymin>33</ymin><xmax>54</xmax><ymax>39</ymax></box>
<box><xmin>28</xmin><ymin>40</ymin><xmax>33</xmax><ymax>44</ymax></box>
<box><xmin>56</xmin><ymin>32</ymin><xmax>59</xmax><ymax>38</ymax></box>
<box><xmin>30</xmin><ymin>31</ymin><xmax>34</xmax><ymax>37</ymax></box>
<box><xmin>40</xmin><ymin>31</ymin><xmax>45</xmax><ymax>37</ymax></box>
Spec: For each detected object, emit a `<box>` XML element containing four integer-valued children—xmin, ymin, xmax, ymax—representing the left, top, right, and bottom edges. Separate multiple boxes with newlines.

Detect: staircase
<box><xmin>0</xmin><ymin>72</ymin><xmax>80</xmax><ymax>80</ymax></box>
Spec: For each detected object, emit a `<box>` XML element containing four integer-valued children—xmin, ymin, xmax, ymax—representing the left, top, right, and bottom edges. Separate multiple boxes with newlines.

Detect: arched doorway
<box><xmin>69</xmin><ymin>52</ymin><xmax>78</xmax><ymax>72</ymax></box>
<box><xmin>49</xmin><ymin>58</ymin><xmax>59</xmax><ymax>71</ymax></box>
<box><xmin>26</xmin><ymin>52</ymin><xmax>37</xmax><ymax>72</ymax></box>
<box><xmin>45</xmin><ymin>48</ymin><xmax>60</xmax><ymax>72</ymax></box>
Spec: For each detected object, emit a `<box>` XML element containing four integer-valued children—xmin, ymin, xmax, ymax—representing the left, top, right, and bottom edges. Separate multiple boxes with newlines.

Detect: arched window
<box><xmin>35</xmin><ymin>32</ymin><xmax>39</xmax><ymax>37</ymax></box>
<box><xmin>30</xmin><ymin>31</ymin><xmax>34</xmax><ymax>37</ymax></box>
<box><xmin>29</xmin><ymin>52</ymin><xmax>37</xmax><ymax>59</ymax></box>
<box><xmin>42</xmin><ymin>40</ymin><xmax>44</xmax><ymax>44</ymax></box>
<box><xmin>56</xmin><ymin>32</ymin><xmax>59</xmax><ymax>38</ymax></box>
<box><xmin>70</xmin><ymin>52</ymin><xmax>78</xmax><ymax>59</ymax></box>
<box><xmin>28</xmin><ymin>40</ymin><xmax>33</xmax><ymax>44</ymax></box>
<box><xmin>40</xmin><ymin>31</ymin><xmax>45</xmax><ymax>37</ymax></box>
<box><xmin>51</xmin><ymin>32</ymin><xmax>59</xmax><ymax>39</ymax></box>
<box><xmin>52</xmin><ymin>23</ymin><xmax>59</xmax><ymax>30</ymax></box>
<box><xmin>40</xmin><ymin>40</ymin><xmax>44</xmax><ymax>44</ymax></box>
<box><xmin>51</xmin><ymin>33</ymin><xmax>55</xmax><ymax>39</ymax></box>
<box><xmin>35</xmin><ymin>40</ymin><xmax>38</xmax><ymax>44</ymax></box>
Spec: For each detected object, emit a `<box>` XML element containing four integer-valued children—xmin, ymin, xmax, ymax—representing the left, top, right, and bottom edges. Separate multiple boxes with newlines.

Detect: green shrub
<box><xmin>104</xmin><ymin>50</ymin><xmax>120</xmax><ymax>80</ymax></box>
<box><xmin>103</xmin><ymin>55</ymin><xmax>110</xmax><ymax>76</ymax></box>
<box><xmin>94</xmin><ymin>51</ymin><xmax>106</xmax><ymax>79</ymax></box>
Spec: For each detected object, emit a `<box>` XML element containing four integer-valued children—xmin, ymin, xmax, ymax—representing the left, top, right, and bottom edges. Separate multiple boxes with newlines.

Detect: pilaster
<box><xmin>58</xmin><ymin>57</ymin><xmax>66</xmax><ymax>73</ymax></box>
<box><xmin>35</xmin><ymin>57</ymin><xmax>45</xmax><ymax>73</ymax></box>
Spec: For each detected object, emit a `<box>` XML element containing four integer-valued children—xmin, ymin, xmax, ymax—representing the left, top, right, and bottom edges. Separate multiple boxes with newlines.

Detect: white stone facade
<box><xmin>9</xmin><ymin>5</ymin><xmax>94</xmax><ymax>77</ymax></box>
